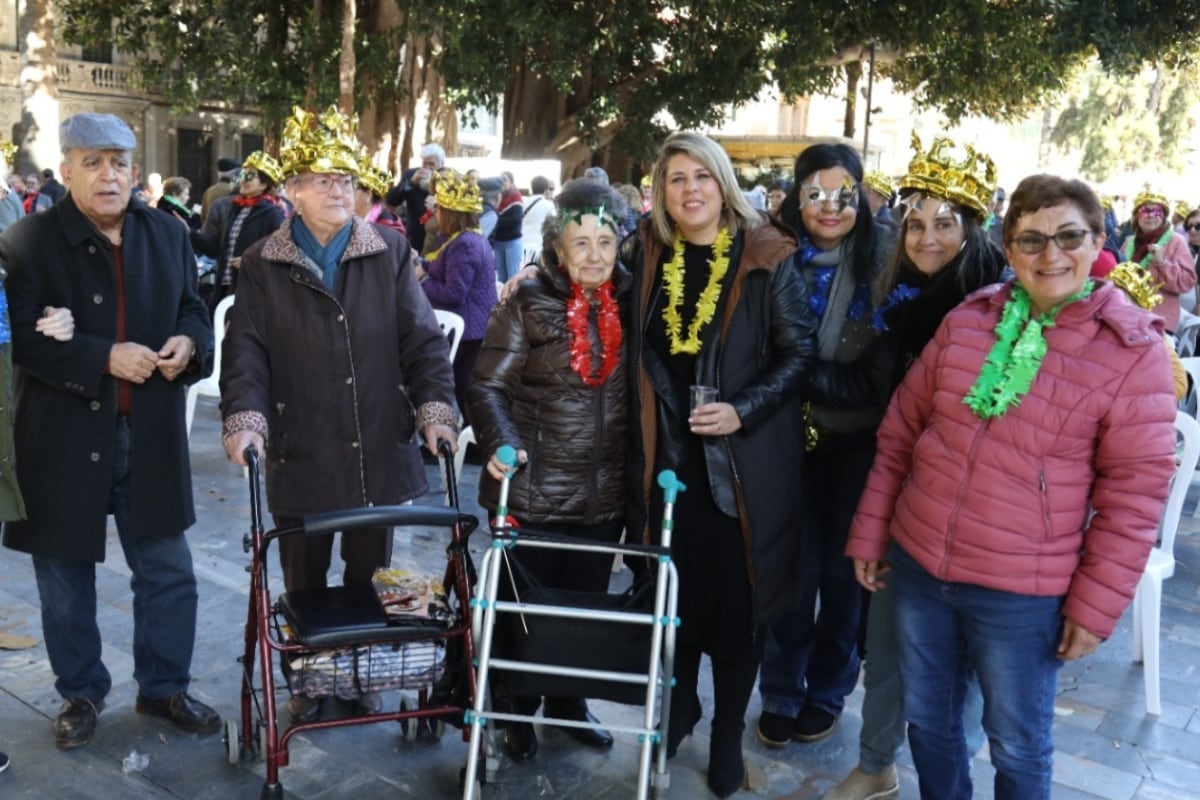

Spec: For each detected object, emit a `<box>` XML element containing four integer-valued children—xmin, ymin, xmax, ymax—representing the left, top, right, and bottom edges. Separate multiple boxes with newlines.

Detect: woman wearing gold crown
<box><xmin>847</xmin><ymin>174</ymin><xmax>1176</xmax><ymax>800</ymax></box>
<box><xmin>416</xmin><ymin>170</ymin><xmax>499</xmax><ymax>423</ymax></box>
<box><xmin>821</xmin><ymin>136</ymin><xmax>1007</xmax><ymax>800</ymax></box>
<box><xmin>625</xmin><ymin>132</ymin><xmax>817</xmax><ymax>797</ymax></box>
<box><xmin>1120</xmin><ymin>188</ymin><xmax>1195</xmax><ymax>333</ymax></box>
<box><xmin>353</xmin><ymin>158</ymin><xmax>406</xmax><ymax>236</ymax></box>
<box><xmin>190</xmin><ymin>150</ymin><xmax>285</xmax><ymax>313</ymax></box>
<box><xmin>467</xmin><ymin>178</ymin><xmax>632</xmax><ymax>764</ymax></box>
<box><xmin>219</xmin><ymin>107</ymin><xmax>458</xmax><ymax>722</ymax></box>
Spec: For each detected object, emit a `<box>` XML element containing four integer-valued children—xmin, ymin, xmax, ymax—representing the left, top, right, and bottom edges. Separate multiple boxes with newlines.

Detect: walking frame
<box><xmin>463</xmin><ymin>445</ymin><xmax>685</xmax><ymax>799</ymax></box>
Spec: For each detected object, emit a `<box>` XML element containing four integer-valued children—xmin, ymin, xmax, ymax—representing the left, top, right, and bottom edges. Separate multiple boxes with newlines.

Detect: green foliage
<box><xmin>1051</xmin><ymin>59</ymin><xmax>1199</xmax><ymax>181</ymax></box>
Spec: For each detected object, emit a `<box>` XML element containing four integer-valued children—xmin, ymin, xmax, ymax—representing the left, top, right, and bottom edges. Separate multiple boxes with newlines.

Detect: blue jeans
<box><xmin>892</xmin><ymin>546</ymin><xmax>1062</xmax><ymax>800</ymax></box>
<box><xmin>858</xmin><ymin>559</ymin><xmax>985</xmax><ymax>774</ymax></box>
<box><xmin>32</xmin><ymin>418</ymin><xmax>198</xmax><ymax>703</ymax></box>
<box><xmin>759</xmin><ymin>432</ymin><xmax>874</xmax><ymax>718</ymax></box>
<box><xmin>492</xmin><ymin>239</ymin><xmax>523</xmax><ymax>283</ymax></box>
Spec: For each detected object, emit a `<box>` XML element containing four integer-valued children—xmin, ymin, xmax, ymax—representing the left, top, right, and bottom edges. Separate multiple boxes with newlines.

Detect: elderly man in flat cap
<box><xmin>0</xmin><ymin>112</ymin><xmax>216</xmax><ymax>749</ymax></box>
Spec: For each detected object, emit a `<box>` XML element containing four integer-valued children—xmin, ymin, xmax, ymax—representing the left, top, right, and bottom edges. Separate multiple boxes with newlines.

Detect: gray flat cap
<box><xmin>60</xmin><ymin>113</ymin><xmax>136</xmax><ymax>152</ymax></box>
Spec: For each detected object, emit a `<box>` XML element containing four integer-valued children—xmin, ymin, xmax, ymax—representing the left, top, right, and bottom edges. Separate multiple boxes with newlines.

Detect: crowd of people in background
<box><xmin>0</xmin><ymin>116</ymin><xmax>1194</xmax><ymax>800</ymax></box>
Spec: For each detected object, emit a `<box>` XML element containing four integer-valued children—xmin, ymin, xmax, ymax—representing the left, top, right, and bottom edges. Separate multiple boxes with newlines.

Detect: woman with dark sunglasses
<box><xmin>1119</xmin><ymin>188</ymin><xmax>1195</xmax><ymax>333</ymax></box>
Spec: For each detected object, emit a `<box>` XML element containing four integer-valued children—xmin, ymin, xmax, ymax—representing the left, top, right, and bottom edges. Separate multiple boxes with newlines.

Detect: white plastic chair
<box><xmin>1131</xmin><ymin>410</ymin><xmax>1200</xmax><ymax>715</ymax></box>
<box><xmin>446</xmin><ymin>425</ymin><xmax>475</xmax><ymax>507</ymax></box>
<box><xmin>1174</xmin><ymin>309</ymin><xmax>1200</xmax><ymax>358</ymax></box>
<box><xmin>1178</xmin><ymin>357</ymin><xmax>1200</xmax><ymax>516</ymax></box>
<box><xmin>434</xmin><ymin>309</ymin><xmax>465</xmax><ymax>364</ymax></box>
<box><xmin>185</xmin><ymin>295</ymin><xmax>235</xmax><ymax>437</ymax></box>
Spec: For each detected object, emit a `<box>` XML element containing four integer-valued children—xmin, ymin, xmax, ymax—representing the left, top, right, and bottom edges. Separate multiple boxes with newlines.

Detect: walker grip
<box><xmin>657</xmin><ymin>470</ymin><xmax>686</xmax><ymax>503</ymax></box>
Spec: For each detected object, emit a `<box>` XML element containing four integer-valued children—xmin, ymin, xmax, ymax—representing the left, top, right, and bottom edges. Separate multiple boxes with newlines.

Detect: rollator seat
<box><xmin>279</xmin><ymin>584</ymin><xmax>449</xmax><ymax>647</ymax></box>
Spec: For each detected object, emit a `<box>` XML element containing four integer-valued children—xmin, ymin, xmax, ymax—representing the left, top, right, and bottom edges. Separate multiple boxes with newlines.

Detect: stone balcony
<box><xmin>0</xmin><ymin>50</ymin><xmax>160</xmax><ymax>98</ymax></box>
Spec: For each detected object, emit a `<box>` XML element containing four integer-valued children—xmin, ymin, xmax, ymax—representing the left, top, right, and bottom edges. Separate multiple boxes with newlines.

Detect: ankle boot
<box><xmin>664</xmin><ymin>694</ymin><xmax>702</xmax><ymax>759</ymax></box>
<box><xmin>707</xmin><ymin>723</ymin><xmax>745</xmax><ymax>798</ymax></box>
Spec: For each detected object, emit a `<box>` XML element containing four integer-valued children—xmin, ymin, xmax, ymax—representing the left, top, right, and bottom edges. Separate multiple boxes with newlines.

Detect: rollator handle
<box><xmin>496</xmin><ymin>445</ymin><xmax>518</xmax><ymax>470</ymax></box>
<box><xmin>657</xmin><ymin>469</ymin><xmax>686</xmax><ymax>502</ymax></box>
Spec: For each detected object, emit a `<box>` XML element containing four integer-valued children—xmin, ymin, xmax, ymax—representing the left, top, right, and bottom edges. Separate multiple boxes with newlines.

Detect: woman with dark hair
<box><xmin>353</xmin><ymin>159</ymin><xmax>406</xmax><ymax>235</ymax></box>
<box><xmin>468</xmin><ymin>178</ymin><xmax>631</xmax><ymax>764</ymax></box>
<box><xmin>1120</xmin><ymin>187</ymin><xmax>1195</xmax><ymax>333</ymax></box>
<box><xmin>847</xmin><ymin>174</ymin><xmax>1175</xmax><ymax>800</ymax></box>
<box><xmin>1182</xmin><ymin>207</ymin><xmax>1200</xmax><ymax>275</ymax></box>
<box><xmin>822</xmin><ymin>135</ymin><xmax>1006</xmax><ymax>800</ymax></box>
<box><xmin>756</xmin><ymin>143</ymin><xmax>894</xmax><ymax>749</ymax></box>
<box><xmin>191</xmin><ymin>151</ymin><xmax>285</xmax><ymax>311</ymax></box>
<box><xmin>627</xmin><ymin>132</ymin><xmax>816</xmax><ymax>796</ymax></box>
<box><xmin>416</xmin><ymin>170</ymin><xmax>499</xmax><ymax>421</ymax></box>
<box><xmin>491</xmin><ymin>171</ymin><xmax>525</xmax><ymax>281</ymax></box>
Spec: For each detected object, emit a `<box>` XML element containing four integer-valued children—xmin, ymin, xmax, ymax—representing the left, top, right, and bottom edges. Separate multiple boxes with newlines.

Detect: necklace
<box><xmin>566</xmin><ymin>280</ymin><xmax>622</xmax><ymax>387</ymax></box>
<box><xmin>963</xmin><ymin>281</ymin><xmax>1094</xmax><ymax>419</ymax></box>
<box><xmin>661</xmin><ymin>228</ymin><xmax>733</xmax><ymax>354</ymax></box>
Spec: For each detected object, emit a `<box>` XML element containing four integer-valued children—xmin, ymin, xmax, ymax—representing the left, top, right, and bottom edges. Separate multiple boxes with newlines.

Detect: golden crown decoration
<box><xmin>1131</xmin><ymin>185</ymin><xmax>1169</xmax><ymax>212</ymax></box>
<box><xmin>0</xmin><ymin>139</ymin><xmax>17</xmax><ymax>164</ymax></box>
<box><xmin>433</xmin><ymin>169</ymin><xmax>482</xmax><ymax>214</ymax></box>
<box><xmin>1100</xmin><ymin>194</ymin><xmax>1116</xmax><ymax>212</ymax></box>
<box><xmin>279</xmin><ymin>105</ymin><xmax>362</xmax><ymax>178</ymax></box>
<box><xmin>1174</xmin><ymin>200</ymin><xmax>1191</xmax><ymax>218</ymax></box>
<box><xmin>864</xmin><ymin>170</ymin><xmax>895</xmax><ymax>199</ymax></box>
<box><xmin>242</xmin><ymin>150</ymin><xmax>283</xmax><ymax>185</ymax></box>
<box><xmin>1107</xmin><ymin>261</ymin><xmax>1163</xmax><ymax>311</ymax></box>
<box><xmin>897</xmin><ymin>132</ymin><xmax>996</xmax><ymax>218</ymax></box>
<box><xmin>356</xmin><ymin>155</ymin><xmax>392</xmax><ymax>198</ymax></box>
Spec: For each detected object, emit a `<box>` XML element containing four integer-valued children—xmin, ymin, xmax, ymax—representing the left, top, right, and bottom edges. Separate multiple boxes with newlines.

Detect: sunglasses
<box><xmin>1137</xmin><ymin>206</ymin><xmax>1165</xmax><ymax>219</ymax></box>
<box><xmin>1185</xmin><ymin>222</ymin><xmax>1200</xmax><ymax>232</ymax></box>
<box><xmin>239</xmin><ymin>170</ymin><xmax>259</xmax><ymax>182</ymax></box>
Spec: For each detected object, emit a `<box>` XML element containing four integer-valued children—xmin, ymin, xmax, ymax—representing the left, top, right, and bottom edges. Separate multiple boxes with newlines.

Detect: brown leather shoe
<box><xmin>55</xmin><ymin>697</ymin><xmax>103</xmax><ymax>749</ymax></box>
<box><xmin>135</xmin><ymin>692</ymin><xmax>220</xmax><ymax>735</ymax></box>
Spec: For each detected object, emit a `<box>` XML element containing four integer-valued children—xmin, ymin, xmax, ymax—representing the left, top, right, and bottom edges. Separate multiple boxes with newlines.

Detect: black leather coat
<box><xmin>468</xmin><ymin>262</ymin><xmax>631</xmax><ymax>523</ymax></box>
<box><xmin>626</xmin><ymin>216</ymin><xmax>818</xmax><ymax>624</ymax></box>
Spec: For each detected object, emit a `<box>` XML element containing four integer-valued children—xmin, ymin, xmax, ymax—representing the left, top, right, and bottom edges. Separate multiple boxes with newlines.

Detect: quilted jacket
<box><xmin>846</xmin><ymin>280</ymin><xmax>1177</xmax><ymax>638</ymax></box>
<box><xmin>467</xmin><ymin>261</ymin><xmax>631</xmax><ymax>523</ymax></box>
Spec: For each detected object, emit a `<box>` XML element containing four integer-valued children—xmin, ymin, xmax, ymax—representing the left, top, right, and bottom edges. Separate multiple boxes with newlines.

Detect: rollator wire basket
<box><xmin>462</xmin><ymin>446</ymin><xmax>685</xmax><ymax>800</ymax></box>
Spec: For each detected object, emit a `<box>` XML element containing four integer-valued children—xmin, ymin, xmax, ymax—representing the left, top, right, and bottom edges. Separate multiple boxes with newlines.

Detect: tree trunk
<box><xmin>305</xmin><ymin>0</ymin><xmax>322</xmax><ymax>106</ymax></box>
<box><xmin>18</xmin><ymin>0</ymin><xmax>59</xmax><ymax>174</ymax></box>
<box><xmin>338</xmin><ymin>0</ymin><xmax>355</xmax><ymax>114</ymax></box>
<box><xmin>1036</xmin><ymin>105</ymin><xmax>1054</xmax><ymax>168</ymax></box>
<box><xmin>843</xmin><ymin>61</ymin><xmax>861</xmax><ymax>140</ymax></box>
<box><xmin>1146</xmin><ymin>63</ymin><xmax>1165</xmax><ymax>115</ymax></box>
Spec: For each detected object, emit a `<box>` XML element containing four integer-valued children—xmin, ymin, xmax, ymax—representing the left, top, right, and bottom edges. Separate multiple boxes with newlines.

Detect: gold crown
<box><xmin>864</xmin><ymin>170</ymin><xmax>894</xmax><ymax>198</ymax></box>
<box><xmin>242</xmin><ymin>151</ymin><xmax>282</xmax><ymax>185</ymax></box>
<box><xmin>1175</xmin><ymin>200</ymin><xmax>1191</xmax><ymax>218</ymax></box>
<box><xmin>357</xmin><ymin>156</ymin><xmax>392</xmax><ymax>198</ymax></box>
<box><xmin>1132</xmin><ymin>186</ymin><xmax>1169</xmax><ymax>212</ymax></box>
<box><xmin>433</xmin><ymin>169</ymin><xmax>482</xmax><ymax>214</ymax></box>
<box><xmin>1100</xmin><ymin>194</ymin><xmax>1115</xmax><ymax>211</ymax></box>
<box><xmin>0</xmin><ymin>139</ymin><xmax>16</xmax><ymax>164</ymax></box>
<box><xmin>279</xmin><ymin>105</ymin><xmax>361</xmax><ymax>178</ymax></box>
<box><xmin>897</xmin><ymin>133</ymin><xmax>996</xmax><ymax>218</ymax></box>
<box><xmin>1108</xmin><ymin>261</ymin><xmax>1162</xmax><ymax>311</ymax></box>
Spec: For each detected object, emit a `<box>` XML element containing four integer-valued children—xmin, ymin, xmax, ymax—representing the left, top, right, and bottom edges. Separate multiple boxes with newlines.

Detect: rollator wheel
<box><xmin>398</xmin><ymin>698</ymin><xmax>420</xmax><ymax>743</ymax></box>
<box><xmin>223</xmin><ymin>718</ymin><xmax>240</xmax><ymax>765</ymax></box>
<box><xmin>257</xmin><ymin>721</ymin><xmax>269</xmax><ymax>762</ymax></box>
<box><xmin>429</xmin><ymin>719</ymin><xmax>445</xmax><ymax>740</ymax></box>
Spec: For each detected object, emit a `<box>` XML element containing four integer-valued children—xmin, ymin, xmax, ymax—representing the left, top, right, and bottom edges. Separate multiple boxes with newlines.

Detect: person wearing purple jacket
<box><xmin>416</xmin><ymin>169</ymin><xmax>499</xmax><ymax>422</ymax></box>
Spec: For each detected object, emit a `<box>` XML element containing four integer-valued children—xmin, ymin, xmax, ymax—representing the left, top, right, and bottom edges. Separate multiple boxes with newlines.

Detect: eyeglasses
<box><xmin>1010</xmin><ymin>228</ymin><xmax>1093</xmax><ymax>255</ymax></box>
<box><xmin>239</xmin><ymin>170</ymin><xmax>258</xmax><ymax>182</ymax></box>
<box><xmin>800</xmin><ymin>181</ymin><xmax>859</xmax><ymax>212</ymax></box>
<box><xmin>1184</xmin><ymin>222</ymin><xmax>1200</xmax><ymax>232</ymax></box>
<box><xmin>1137</xmin><ymin>206</ymin><xmax>1165</xmax><ymax>219</ymax></box>
<box><xmin>301</xmin><ymin>174</ymin><xmax>356</xmax><ymax>194</ymax></box>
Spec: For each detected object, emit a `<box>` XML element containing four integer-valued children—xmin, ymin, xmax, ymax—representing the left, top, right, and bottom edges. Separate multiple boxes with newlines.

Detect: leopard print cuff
<box><xmin>222</xmin><ymin>410</ymin><xmax>269</xmax><ymax>442</ymax></box>
<box><xmin>417</xmin><ymin>401</ymin><xmax>459</xmax><ymax>433</ymax></box>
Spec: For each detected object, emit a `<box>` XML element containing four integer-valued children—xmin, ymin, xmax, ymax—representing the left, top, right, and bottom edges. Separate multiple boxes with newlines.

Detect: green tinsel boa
<box><xmin>963</xmin><ymin>281</ymin><xmax>1094</xmax><ymax>419</ymax></box>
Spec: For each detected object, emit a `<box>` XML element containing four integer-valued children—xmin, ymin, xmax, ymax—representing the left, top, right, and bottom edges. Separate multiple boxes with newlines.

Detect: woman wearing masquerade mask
<box><xmin>756</xmin><ymin>144</ymin><xmax>894</xmax><ymax>751</ymax></box>
<box><xmin>1120</xmin><ymin>188</ymin><xmax>1195</xmax><ymax>333</ymax></box>
<box><xmin>848</xmin><ymin>174</ymin><xmax>1176</xmax><ymax>800</ymax></box>
<box><xmin>821</xmin><ymin>136</ymin><xmax>1007</xmax><ymax>800</ymax></box>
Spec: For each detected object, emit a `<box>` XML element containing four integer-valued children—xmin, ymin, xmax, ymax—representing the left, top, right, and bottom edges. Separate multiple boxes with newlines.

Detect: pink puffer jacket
<box><xmin>846</xmin><ymin>281</ymin><xmax>1177</xmax><ymax>638</ymax></box>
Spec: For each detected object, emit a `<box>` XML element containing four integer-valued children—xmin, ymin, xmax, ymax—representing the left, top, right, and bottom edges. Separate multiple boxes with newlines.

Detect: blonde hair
<box><xmin>649</xmin><ymin>131</ymin><xmax>761</xmax><ymax>246</ymax></box>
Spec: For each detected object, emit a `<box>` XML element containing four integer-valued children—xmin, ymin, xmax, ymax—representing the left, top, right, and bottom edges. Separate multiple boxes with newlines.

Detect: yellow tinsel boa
<box><xmin>662</xmin><ymin>227</ymin><xmax>733</xmax><ymax>355</ymax></box>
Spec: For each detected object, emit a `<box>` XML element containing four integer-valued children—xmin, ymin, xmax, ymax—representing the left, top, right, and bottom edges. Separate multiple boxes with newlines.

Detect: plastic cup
<box><xmin>690</xmin><ymin>385</ymin><xmax>718</xmax><ymax>413</ymax></box>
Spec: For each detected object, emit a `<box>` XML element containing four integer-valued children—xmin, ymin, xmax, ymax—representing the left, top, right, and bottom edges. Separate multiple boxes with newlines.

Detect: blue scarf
<box><xmin>0</xmin><ymin>285</ymin><xmax>9</xmax><ymax>345</ymax></box>
<box><xmin>291</xmin><ymin>216</ymin><xmax>353</xmax><ymax>291</ymax></box>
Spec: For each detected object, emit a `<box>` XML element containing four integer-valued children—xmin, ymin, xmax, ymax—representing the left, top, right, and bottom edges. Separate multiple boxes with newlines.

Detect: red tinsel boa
<box><xmin>233</xmin><ymin>193</ymin><xmax>278</xmax><ymax>209</ymax></box>
<box><xmin>566</xmin><ymin>280</ymin><xmax>622</xmax><ymax>388</ymax></box>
